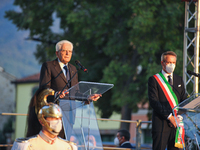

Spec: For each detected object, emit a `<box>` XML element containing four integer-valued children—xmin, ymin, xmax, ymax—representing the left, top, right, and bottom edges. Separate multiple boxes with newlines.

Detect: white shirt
<box><xmin>162</xmin><ymin>69</ymin><xmax>173</xmax><ymax>82</ymax></box>
<box><xmin>58</xmin><ymin>58</ymin><xmax>68</xmax><ymax>78</ymax></box>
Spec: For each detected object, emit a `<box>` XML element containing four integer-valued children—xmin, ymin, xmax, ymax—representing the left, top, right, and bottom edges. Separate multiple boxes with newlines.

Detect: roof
<box><xmin>12</xmin><ymin>73</ymin><xmax>40</xmax><ymax>84</ymax></box>
<box><xmin>0</xmin><ymin>66</ymin><xmax>16</xmax><ymax>80</ymax></box>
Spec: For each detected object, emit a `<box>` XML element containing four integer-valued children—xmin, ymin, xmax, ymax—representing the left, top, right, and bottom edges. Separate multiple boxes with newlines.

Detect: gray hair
<box><xmin>161</xmin><ymin>51</ymin><xmax>177</xmax><ymax>61</ymax></box>
<box><xmin>55</xmin><ymin>40</ymin><xmax>73</xmax><ymax>51</ymax></box>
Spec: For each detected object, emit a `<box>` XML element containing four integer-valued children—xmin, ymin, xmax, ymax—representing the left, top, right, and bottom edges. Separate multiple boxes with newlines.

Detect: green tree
<box><xmin>5</xmin><ymin>0</ymin><xmax>185</xmax><ymax>130</ymax></box>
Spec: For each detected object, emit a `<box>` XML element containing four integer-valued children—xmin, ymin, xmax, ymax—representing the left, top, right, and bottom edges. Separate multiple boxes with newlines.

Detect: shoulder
<box><xmin>148</xmin><ymin>74</ymin><xmax>158</xmax><ymax>83</ymax></box>
<box><xmin>57</xmin><ymin>137</ymin><xmax>76</xmax><ymax>145</ymax></box>
<box><xmin>120</xmin><ymin>143</ymin><xmax>134</xmax><ymax>148</ymax></box>
<box><xmin>41</xmin><ymin>59</ymin><xmax>59</xmax><ymax>71</ymax></box>
<box><xmin>57</xmin><ymin>137</ymin><xmax>77</xmax><ymax>149</ymax></box>
<box><xmin>11</xmin><ymin>136</ymin><xmax>38</xmax><ymax>150</ymax></box>
<box><xmin>173</xmin><ymin>74</ymin><xmax>184</xmax><ymax>83</ymax></box>
<box><xmin>148</xmin><ymin>72</ymin><xmax>160</xmax><ymax>79</ymax></box>
<box><xmin>148</xmin><ymin>72</ymin><xmax>164</xmax><ymax>82</ymax></box>
<box><xmin>68</xmin><ymin>63</ymin><xmax>76</xmax><ymax>69</ymax></box>
<box><xmin>173</xmin><ymin>73</ymin><xmax>183</xmax><ymax>79</ymax></box>
<box><xmin>42</xmin><ymin>59</ymin><xmax>58</xmax><ymax>66</ymax></box>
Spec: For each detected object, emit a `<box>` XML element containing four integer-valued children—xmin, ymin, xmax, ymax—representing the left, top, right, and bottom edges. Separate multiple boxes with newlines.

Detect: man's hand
<box><xmin>56</xmin><ymin>89</ymin><xmax>69</xmax><ymax>98</ymax></box>
<box><xmin>168</xmin><ymin>115</ymin><xmax>180</xmax><ymax>128</ymax></box>
<box><xmin>87</xmin><ymin>94</ymin><xmax>102</xmax><ymax>101</ymax></box>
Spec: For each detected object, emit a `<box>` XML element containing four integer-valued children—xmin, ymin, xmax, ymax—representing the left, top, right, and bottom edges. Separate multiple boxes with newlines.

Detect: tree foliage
<box><xmin>5</xmin><ymin>0</ymin><xmax>185</xmax><ymax>129</ymax></box>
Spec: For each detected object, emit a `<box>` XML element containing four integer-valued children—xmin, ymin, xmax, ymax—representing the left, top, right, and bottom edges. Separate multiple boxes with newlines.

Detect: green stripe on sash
<box><xmin>158</xmin><ymin>72</ymin><xmax>179</xmax><ymax>107</ymax></box>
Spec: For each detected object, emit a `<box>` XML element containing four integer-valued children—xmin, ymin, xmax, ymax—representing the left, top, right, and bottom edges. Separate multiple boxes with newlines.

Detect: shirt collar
<box><xmin>162</xmin><ymin>69</ymin><xmax>173</xmax><ymax>80</ymax></box>
<box><xmin>39</xmin><ymin>131</ymin><xmax>57</xmax><ymax>144</ymax></box>
<box><xmin>58</xmin><ymin>58</ymin><xmax>68</xmax><ymax>69</ymax></box>
<box><xmin>121</xmin><ymin>141</ymin><xmax>131</xmax><ymax>146</ymax></box>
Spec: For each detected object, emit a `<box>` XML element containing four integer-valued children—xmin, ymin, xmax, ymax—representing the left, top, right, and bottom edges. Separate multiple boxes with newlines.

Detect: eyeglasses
<box><xmin>59</xmin><ymin>50</ymin><xmax>72</xmax><ymax>53</ymax></box>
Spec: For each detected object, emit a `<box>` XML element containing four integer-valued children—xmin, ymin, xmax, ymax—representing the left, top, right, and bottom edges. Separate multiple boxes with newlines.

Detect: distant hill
<box><xmin>0</xmin><ymin>0</ymin><xmax>41</xmax><ymax>78</ymax></box>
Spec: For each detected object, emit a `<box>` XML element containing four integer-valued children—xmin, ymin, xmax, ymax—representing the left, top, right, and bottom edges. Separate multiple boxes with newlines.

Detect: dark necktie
<box><xmin>63</xmin><ymin>65</ymin><xmax>70</xmax><ymax>85</ymax></box>
<box><xmin>168</xmin><ymin>75</ymin><xmax>173</xmax><ymax>89</ymax></box>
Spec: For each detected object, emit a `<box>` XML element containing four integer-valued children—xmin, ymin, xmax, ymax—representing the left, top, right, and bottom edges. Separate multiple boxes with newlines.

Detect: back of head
<box><xmin>118</xmin><ymin>129</ymin><xmax>130</xmax><ymax>141</ymax></box>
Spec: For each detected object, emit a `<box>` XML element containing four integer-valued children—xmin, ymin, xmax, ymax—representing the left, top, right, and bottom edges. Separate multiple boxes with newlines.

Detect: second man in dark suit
<box><xmin>148</xmin><ymin>51</ymin><xmax>187</xmax><ymax>150</ymax></box>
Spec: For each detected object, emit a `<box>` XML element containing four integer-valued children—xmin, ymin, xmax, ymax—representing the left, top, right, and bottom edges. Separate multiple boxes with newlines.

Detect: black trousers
<box><xmin>152</xmin><ymin>128</ymin><xmax>179</xmax><ymax>150</ymax></box>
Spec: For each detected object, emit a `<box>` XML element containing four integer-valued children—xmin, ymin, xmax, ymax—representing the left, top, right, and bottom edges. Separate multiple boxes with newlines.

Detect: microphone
<box><xmin>75</xmin><ymin>60</ymin><xmax>88</xmax><ymax>72</ymax></box>
<box><xmin>187</xmin><ymin>70</ymin><xmax>200</xmax><ymax>77</ymax></box>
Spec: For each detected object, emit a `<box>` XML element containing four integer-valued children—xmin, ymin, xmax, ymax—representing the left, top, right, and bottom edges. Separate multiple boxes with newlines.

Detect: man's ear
<box><xmin>55</xmin><ymin>51</ymin><xmax>59</xmax><ymax>57</ymax></box>
<box><xmin>121</xmin><ymin>136</ymin><xmax>125</xmax><ymax>141</ymax></box>
<box><xmin>161</xmin><ymin>61</ymin><xmax>165</xmax><ymax>68</ymax></box>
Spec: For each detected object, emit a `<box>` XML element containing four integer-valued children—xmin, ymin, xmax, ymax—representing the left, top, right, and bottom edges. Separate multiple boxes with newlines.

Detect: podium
<box><xmin>173</xmin><ymin>94</ymin><xmax>200</xmax><ymax>150</ymax></box>
<box><xmin>59</xmin><ymin>81</ymin><xmax>114</xmax><ymax>150</ymax></box>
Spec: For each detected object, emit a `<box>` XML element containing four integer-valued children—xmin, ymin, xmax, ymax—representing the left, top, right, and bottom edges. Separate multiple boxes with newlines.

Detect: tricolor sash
<box><xmin>153</xmin><ymin>72</ymin><xmax>185</xmax><ymax>148</ymax></box>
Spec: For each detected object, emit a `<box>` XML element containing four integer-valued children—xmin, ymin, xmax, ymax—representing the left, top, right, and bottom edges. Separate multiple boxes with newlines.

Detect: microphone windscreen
<box><xmin>187</xmin><ymin>70</ymin><xmax>193</xmax><ymax>74</ymax></box>
<box><xmin>75</xmin><ymin>60</ymin><xmax>80</xmax><ymax>65</ymax></box>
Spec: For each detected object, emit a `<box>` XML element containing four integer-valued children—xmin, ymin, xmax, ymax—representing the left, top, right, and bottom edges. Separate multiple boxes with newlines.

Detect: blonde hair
<box><xmin>55</xmin><ymin>40</ymin><xmax>73</xmax><ymax>51</ymax></box>
<box><xmin>161</xmin><ymin>51</ymin><xmax>177</xmax><ymax>61</ymax></box>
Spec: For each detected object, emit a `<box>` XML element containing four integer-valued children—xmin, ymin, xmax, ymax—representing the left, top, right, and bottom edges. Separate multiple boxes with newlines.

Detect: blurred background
<box><xmin>0</xmin><ymin>0</ymin><xmax>194</xmax><ymax>149</ymax></box>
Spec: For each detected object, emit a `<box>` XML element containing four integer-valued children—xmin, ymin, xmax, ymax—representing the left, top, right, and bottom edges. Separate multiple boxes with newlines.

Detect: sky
<box><xmin>0</xmin><ymin>0</ymin><xmax>41</xmax><ymax>78</ymax></box>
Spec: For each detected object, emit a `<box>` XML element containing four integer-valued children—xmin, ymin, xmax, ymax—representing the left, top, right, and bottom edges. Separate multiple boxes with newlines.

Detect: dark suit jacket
<box><xmin>119</xmin><ymin>142</ymin><xmax>135</xmax><ymax>149</ymax></box>
<box><xmin>148</xmin><ymin>73</ymin><xmax>187</xmax><ymax>132</ymax></box>
<box><xmin>39</xmin><ymin>59</ymin><xmax>79</xmax><ymax>139</ymax></box>
<box><xmin>39</xmin><ymin>58</ymin><xmax>78</xmax><ymax>91</ymax></box>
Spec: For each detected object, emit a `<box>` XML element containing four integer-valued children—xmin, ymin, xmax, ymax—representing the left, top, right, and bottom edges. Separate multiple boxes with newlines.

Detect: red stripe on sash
<box><xmin>153</xmin><ymin>75</ymin><xmax>174</xmax><ymax>109</ymax></box>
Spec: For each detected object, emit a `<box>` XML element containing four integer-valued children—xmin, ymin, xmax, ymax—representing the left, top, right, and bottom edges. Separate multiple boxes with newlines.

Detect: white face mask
<box><xmin>47</xmin><ymin>119</ymin><xmax>62</xmax><ymax>135</ymax></box>
<box><xmin>165</xmin><ymin>63</ymin><xmax>175</xmax><ymax>73</ymax></box>
<box><xmin>114</xmin><ymin>137</ymin><xmax>120</xmax><ymax>146</ymax></box>
<box><xmin>86</xmin><ymin>141</ymin><xmax>94</xmax><ymax>150</ymax></box>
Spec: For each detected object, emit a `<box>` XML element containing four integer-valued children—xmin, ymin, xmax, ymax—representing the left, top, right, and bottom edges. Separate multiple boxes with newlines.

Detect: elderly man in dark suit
<box><xmin>39</xmin><ymin>40</ymin><xmax>101</xmax><ymax>139</ymax></box>
<box><xmin>39</xmin><ymin>40</ymin><xmax>101</xmax><ymax>99</ymax></box>
<box><xmin>39</xmin><ymin>40</ymin><xmax>77</xmax><ymax>94</ymax></box>
<box><xmin>148</xmin><ymin>51</ymin><xmax>187</xmax><ymax>150</ymax></box>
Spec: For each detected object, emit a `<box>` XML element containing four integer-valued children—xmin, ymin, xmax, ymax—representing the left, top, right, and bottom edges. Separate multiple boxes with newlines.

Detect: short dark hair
<box><xmin>118</xmin><ymin>129</ymin><xmax>130</xmax><ymax>141</ymax></box>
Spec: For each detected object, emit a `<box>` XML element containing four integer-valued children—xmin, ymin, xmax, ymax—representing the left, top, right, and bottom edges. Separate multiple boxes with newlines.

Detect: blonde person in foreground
<box><xmin>11</xmin><ymin>103</ymin><xmax>77</xmax><ymax>150</ymax></box>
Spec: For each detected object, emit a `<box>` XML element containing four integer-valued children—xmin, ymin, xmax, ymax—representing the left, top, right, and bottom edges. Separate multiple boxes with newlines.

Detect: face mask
<box><xmin>86</xmin><ymin>141</ymin><xmax>94</xmax><ymax>150</ymax></box>
<box><xmin>165</xmin><ymin>63</ymin><xmax>175</xmax><ymax>73</ymax></box>
<box><xmin>47</xmin><ymin>119</ymin><xmax>62</xmax><ymax>135</ymax></box>
<box><xmin>114</xmin><ymin>137</ymin><xmax>120</xmax><ymax>146</ymax></box>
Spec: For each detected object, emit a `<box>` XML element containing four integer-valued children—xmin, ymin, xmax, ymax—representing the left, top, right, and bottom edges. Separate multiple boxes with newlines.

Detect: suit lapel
<box><xmin>68</xmin><ymin>63</ymin><xmax>76</xmax><ymax>86</ymax></box>
<box><xmin>53</xmin><ymin>59</ymin><xmax>68</xmax><ymax>84</ymax></box>
<box><xmin>172</xmin><ymin>74</ymin><xmax>181</xmax><ymax>102</ymax></box>
<box><xmin>172</xmin><ymin>74</ymin><xmax>178</xmax><ymax>91</ymax></box>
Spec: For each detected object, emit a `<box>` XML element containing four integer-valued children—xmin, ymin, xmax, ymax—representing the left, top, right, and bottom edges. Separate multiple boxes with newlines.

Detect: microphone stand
<box><xmin>54</xmin><ymin>68</ymin><xmax>80</xmax><ymax>103</ymax></box>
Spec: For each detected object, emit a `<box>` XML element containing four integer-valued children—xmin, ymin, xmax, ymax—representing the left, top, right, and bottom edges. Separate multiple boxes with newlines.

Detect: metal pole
<box><xmin>194</xmin><ymin>0</ymin><xmax>200</xmax><ymax>94</ymax></box>
<box><xmin>183</xmin><ymin>2</ymin><xmax>189</xmax><ymax>91</ymax></box>
<box><xmin>183</xmin><ymin>1</ymin><xmax>199</xmax><ymax>95</ymax></box>
<box><xmin>136</xmin><ymin>120</ymin><xmax>142</xmax><ymax>150</ymax></box>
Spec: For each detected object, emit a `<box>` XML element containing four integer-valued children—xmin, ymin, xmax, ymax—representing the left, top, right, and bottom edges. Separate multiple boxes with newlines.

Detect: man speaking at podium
<box><xmin>148</xmin><ymin>51</ymin><xmax>187</xmax><ymax>150</ymax></box>
<box><xmin>39</xmin><ymin>40</ymin><xmax>100</xmax><ymax>100</ymax></box>
<box><xmin>39</xmin><ymin>40</ymin><xmax>78</xmax><ymax>96</ymax></box>
<box><xmin>39</xmin><ymin>40</ymin><xmax>101</xmax><ymax>139</ymax></box>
